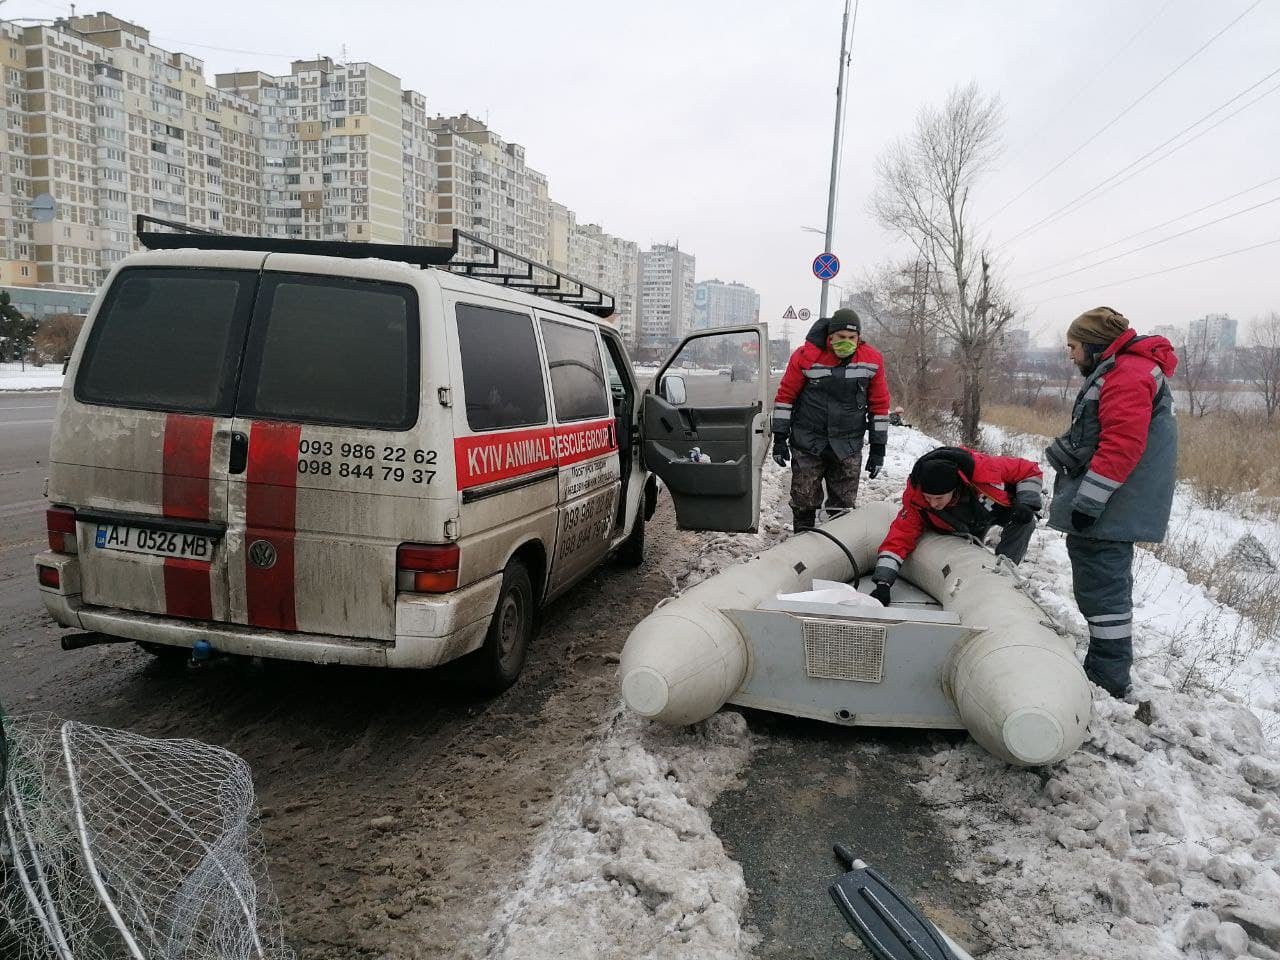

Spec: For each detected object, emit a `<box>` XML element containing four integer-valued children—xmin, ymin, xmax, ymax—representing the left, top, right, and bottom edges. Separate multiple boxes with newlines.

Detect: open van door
<box><xmin>640</xmin><ymin>324</ymin><xmax>770</xmax><ymax>532</ymax></box>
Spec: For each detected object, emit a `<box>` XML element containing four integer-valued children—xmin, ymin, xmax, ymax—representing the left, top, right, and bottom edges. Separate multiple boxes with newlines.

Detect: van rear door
<box><xmin>222</xmin><ymin>261</ymin><xmax>429</xmax><ymax>643</ymax></box>
<box><xmin>639</xmin><ymin>324</ymin><xmax>770</xmax><ymax>532</ymax></box>
<box><xmin>54</xmin><ymin>258</ymin><xmax>263</xmax><ymax>622</ymax></box>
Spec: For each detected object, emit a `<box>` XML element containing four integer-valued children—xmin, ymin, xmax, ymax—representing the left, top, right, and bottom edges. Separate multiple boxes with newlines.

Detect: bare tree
<box><xmin>1240</xmin><ymin>312</ymin><xmax>1280</xmax><ymax>419</ymax></box>
<box><xmin>1180</xmin><ymin>324</ymin><xmax>1216</xmax><ymax>419</ymax></box>
<box><xmin>871</xmin><ymin>82</ymin><xmax>1010</xmax><ymax>446</ymax></box>
<box><xmin>855</xmin><ymin>259</ymin><xmax>943</xmax><ymax>418</ymax></box>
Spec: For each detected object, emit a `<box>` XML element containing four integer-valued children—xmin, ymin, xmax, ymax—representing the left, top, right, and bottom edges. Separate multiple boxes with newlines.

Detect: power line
<box><xmin>1016</xmin><ymin>194</ymin><xmax>1280</xmax><ymax>291</ymax></box>
<box><xmin>1000</xmin><ymin>65</ymin><xmax>1280</xmax><ymax>248</ymax></box>
<box><xmin>1012</xmin><ymin>173</ymin><xmax>1280</xmax><ymax>278</ymax></box>
<box><xmin>150</xmin><ymin>36</ymin><xmax>296</xmax><ymax>59</ymax></box>
<box><xmin>998</xmin><ymin>0</ymin><xmax>1176</xmax><ymax>175</ymax></box>
<box><xmin>1027</xmin><ymin>237</ymin><xmax>1280</xmax><ymax>308</ymax></box>
<box><xmin>983</xmin><ymin>0</ymin><xmax>1264</xmax><ymax>226</ymax></box>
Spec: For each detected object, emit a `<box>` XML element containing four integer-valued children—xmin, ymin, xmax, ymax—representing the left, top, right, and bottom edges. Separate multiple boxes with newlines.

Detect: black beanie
<box><xmin>918</xmin><ymin>459</ymin><xmax>960</xmax><ymax>495</ymax></box>
<box><xmin>828</xmin><ymin>308</ymin><xmax>861</xmax><ymax>337</ymax></box>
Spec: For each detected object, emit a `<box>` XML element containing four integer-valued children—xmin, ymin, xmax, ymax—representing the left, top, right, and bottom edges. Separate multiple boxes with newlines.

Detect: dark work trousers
<box><xmin>988</xmin><ymin>504</ymin><xmax>1036</xmax><ymax>565</ymax></box>
<box><xmin>1066</xmin><ymin>535</ymin><xmax>1135</xmax><ymax>697</ymax></box>
<box><xmin>790</xmin><ymin>445</ymin><xmax>861</xmax><ymax>530</ymax></box>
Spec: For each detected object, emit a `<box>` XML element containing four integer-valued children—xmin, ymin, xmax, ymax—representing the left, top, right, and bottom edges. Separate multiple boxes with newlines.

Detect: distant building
<box><xmin>691</xmin><ymin>279</ymin><xmax>759</xmax><ymax>330</ymax></box>
<box><xmin>1188</xmin><ymin>313</ymin><xmax>1237</xmax><ymax>357</ymax></box>
<box><xmin>637</xmin><ymin>243</ymin><xmax>695</xmax><ymax>349</ymax></box>
<box><xmin>0</xmin><ymin>284</ymin><xmax>94</xmax><ymax>320</ymax></box>
<box><xmin>1151</xmin><ymin>323</ymin><xmax>1183</xmax><ymax>345</ymax></box>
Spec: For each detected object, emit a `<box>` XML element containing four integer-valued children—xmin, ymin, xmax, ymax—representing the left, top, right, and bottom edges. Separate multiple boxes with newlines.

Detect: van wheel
<box><xmin>617</xmin><ymin>513</ymin><xmax>645</xmax><ymax>567</ymax></box>
<box><xmin>468</xmin><ymin>561</ymin><xmax>534</xmax><ymax>695</ymax></box>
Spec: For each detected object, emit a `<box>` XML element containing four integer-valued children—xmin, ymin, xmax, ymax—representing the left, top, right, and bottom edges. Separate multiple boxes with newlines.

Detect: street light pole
<box><xmin>818</xmin><ymin>0</ymin><xmax>853</xmax><ymax>321</ymax></box>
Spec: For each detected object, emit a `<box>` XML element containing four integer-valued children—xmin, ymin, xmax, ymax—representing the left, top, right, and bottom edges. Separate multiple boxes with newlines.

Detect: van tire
<box><xmin>468</xmin><ymin>560</ymin><xmax>534</xmax><ymax>695</ymax></box>
<box><xmin>617</xmin><ymin>513</ymin><xmax>645</xmax><ymax>567</ymax></box>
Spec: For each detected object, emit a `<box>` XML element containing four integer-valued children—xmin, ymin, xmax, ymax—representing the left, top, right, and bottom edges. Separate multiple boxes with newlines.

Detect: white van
<box><xmin>35</xmin><ymin>222</ymin><xmax>770</xmax><ymax>691</ymax></box>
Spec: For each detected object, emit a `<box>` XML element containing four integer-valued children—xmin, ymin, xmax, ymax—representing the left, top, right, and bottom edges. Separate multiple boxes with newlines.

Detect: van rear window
<box><xmin>76</xmin><ymin>268</ymin><xmax>255</xmax><ymax>414</ymax></box>
<box><xmin>238</xmin><ymin>275</ymin><xmax>419</xmax><ymax>430</ymax></box>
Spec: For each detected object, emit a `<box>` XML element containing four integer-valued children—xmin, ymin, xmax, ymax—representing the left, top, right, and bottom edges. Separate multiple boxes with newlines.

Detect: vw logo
<box><xmin>248</xmin><ymin>539</ymin><xmax>277</xmax><ymax>569</ymax></box>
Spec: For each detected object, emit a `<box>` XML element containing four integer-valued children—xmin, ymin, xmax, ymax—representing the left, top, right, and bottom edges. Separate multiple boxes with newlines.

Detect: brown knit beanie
<box><xmin>1067</xmin><ymin>306</ymin><xmax>1129</xmax><ymax>346</ymax></box>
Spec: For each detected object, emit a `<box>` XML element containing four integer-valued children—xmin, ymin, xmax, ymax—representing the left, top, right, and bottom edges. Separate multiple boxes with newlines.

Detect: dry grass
<box><xmin>982</xmin><ymin>401</ymin><xmax>1280</xmax><ymax>508</ymax></box>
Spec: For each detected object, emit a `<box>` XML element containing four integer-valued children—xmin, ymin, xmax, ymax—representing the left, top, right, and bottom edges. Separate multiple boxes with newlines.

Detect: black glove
<box><xmin>1010</xmin><ymin>502</ymin><xmax>1038</xmax><ymax>525</ymax></box>
<box><xmin>865</xmin><ymin>443</ymin><xmax>885</xmax><ymax>478</ymax></box>
<box><xmin>1071</xmin><ymin>509</ymin><xmax>1096</xmax><ymax>532</ymax></box>
<box><xmin>871</xmin><ymin>582</ymin><xmax>892</xmax><ymax>607</ymax></box>
<box><xmin>772</xmin><ymin>434</ymin><xmax>789</xmax><ymax>468</ymax></box>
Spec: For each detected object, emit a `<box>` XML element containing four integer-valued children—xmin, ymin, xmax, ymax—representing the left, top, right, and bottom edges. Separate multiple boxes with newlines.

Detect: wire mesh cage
<box><xmin>1</xmin><ymin>713</ymin><xmax>292</xmax><ymax>960</ymax></box>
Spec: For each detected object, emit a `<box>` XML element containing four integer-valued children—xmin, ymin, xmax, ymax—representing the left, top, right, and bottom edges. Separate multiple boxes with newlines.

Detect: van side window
<box><xmin>540</xmin><ymin>319</ymin><xmax>609</xmax><ymax>422</ymax></box>
<box><xmin>238</xmin><ymin>274</ymin><xmax>419</xmax><ymax>430</ymax></box>
<box><xmin>456</xmin><ymin>303</ymin><xmax>547</xmax><ymax>431</ymax></box>
<box><xmin>75</xmin><ymin>267</ymin><xmax>256</xmax><ymax>414</ymax></box>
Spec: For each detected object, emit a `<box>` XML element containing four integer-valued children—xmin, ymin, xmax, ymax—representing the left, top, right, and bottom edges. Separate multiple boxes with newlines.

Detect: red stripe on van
<box><xmin>454</xmin><ymin>419</ymin><xmax>618</xmax><ymax>489</ymax></box>
<box><xmin>162</xmin><ymin>414</ymin><xmax>214</xmax><ymax>620</ymax></box>
<box><xmin>244</xmin><ymin>421</ymin><xmax>302</xmax><ymax>631</ymax></box>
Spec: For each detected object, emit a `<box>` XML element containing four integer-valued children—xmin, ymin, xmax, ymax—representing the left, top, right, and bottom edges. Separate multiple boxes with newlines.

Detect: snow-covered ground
<box><xmin>478</xmin><ymin>420</ymin><xmax>1280</xmax><ymax>959</ymax></box>
<box><xmin>0</xmin><ymin>364</ymin><xmax>63</xmax><ymax>391</ymax></box>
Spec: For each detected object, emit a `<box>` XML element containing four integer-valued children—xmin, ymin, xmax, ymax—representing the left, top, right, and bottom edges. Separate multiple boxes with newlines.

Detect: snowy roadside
<box><xmin>0</xmin><ymin>368</ymin><xmax>64</xmax><ymax>391</ymax></box>
<box><xmin>478</xmin><ymin>422</ymin><xmax>1280</xmax><ymax>960</ymax></box>
<box><xmin>937</xmin><ymin>422</ymin><xmax>1280</xmax><ymax>959</ymax></box>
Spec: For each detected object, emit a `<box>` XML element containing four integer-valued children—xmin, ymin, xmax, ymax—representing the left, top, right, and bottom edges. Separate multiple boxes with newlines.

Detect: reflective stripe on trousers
<box><xmin>1066</xmin><ymin>534</ymin><xmax>1134</xmax><ymax>696</ymax></box>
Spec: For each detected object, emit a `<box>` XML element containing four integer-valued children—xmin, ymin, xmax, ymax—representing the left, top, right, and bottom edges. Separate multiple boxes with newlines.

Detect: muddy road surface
<box><xmin>1</xmin><ymin>391</ymin><xmax>975</xmax><ymax>959</ymax></box>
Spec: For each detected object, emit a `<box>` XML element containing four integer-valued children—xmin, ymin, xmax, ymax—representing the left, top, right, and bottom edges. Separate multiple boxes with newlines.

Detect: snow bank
<box><xmin>478</xmin><ymin>711</ymin><xmax>756</xmax><ymax>960</ymax></box>
<box><xmin>0</xmin><ymin>366</ymin><xmax>63</xmax><ymax>391</ymax></box>
<box><xmin>483</xmin><ymin>419</ymin><xmax>1280</xmax><ymax>959</ymax></box>
<box><xmin>938</xmin><ymin>421</ymin><xmax>1280</xmax><ymax>959</ymax></box>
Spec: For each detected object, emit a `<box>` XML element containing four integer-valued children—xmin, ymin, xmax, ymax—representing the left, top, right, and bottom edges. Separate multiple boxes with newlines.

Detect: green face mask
<box><xmin>831</xmin><ymin>338</ymin><xmax>856</xmax><ymax>357</ymax></box>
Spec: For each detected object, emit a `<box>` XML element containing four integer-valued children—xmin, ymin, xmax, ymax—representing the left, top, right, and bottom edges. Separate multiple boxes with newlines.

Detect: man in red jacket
<box><xmin>771</xmin><ymin>309</ymin><xmax>891</xmax><ymax>531</ymax></box>
<box><xmin>870</xmin><ymin>446</ymin><xmax>1043</xmax><ymax>605</ymax></box>
<box><xmin>1045</xmin><ymin>307</ymin><xmax>1178</xmax><ymax>698</ymax></box>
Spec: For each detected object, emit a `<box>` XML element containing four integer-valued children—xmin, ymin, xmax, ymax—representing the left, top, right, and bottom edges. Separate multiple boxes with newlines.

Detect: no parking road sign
<box><xmin>812</xmin><ymin>253</ymin><xmax>840</xmax><ymax>280</ymax></box>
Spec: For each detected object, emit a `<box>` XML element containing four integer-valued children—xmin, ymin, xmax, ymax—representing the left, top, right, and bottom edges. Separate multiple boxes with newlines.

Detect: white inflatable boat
<box><xmin>619</xmin><ymin>501</ymin><xmax>1092</xmax><ymax>766</ymax></box>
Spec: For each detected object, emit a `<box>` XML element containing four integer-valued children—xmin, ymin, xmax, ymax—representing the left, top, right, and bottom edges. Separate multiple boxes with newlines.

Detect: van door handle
<box><xmin>229</xmin><ymin>432</ymin><xmax>248</xmax><ymax>474</ymax></box>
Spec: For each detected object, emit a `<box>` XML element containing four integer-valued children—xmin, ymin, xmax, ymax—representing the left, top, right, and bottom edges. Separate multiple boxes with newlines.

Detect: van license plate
<box><xmin>94</xmin><ymin>525</ymin><xmax>213</xmax><ymax>562</ymax></box>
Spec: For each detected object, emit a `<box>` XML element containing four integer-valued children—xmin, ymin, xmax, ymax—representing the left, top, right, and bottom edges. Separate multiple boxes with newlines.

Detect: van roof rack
<box><xmin>135</xmin><ymin>216</ymin><xmax>616</xmax><ymax>319</ymax></box>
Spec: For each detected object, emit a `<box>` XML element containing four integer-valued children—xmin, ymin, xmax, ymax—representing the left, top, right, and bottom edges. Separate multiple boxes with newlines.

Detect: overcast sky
<box><xmin>21</xmin><ymin>0</ymin><xmax>1279</xmax><ymax>346</ymax></box>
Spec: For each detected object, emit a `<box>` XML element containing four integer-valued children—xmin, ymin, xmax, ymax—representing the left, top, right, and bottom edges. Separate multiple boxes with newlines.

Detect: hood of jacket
<box><xmin>1102</xmin><ymin>329</ymin><xmax>1179</xmax><ymax>377</ymax></box>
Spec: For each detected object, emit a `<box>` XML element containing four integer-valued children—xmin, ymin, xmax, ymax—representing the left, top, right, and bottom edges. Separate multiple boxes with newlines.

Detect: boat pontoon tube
<box><xmin>619</xmin><ymin>501</ymin><xmax>1092</xmax><ymax>766</ymax></box>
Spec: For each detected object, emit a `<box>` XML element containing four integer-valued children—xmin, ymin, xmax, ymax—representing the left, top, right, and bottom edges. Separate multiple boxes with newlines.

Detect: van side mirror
<box><xmin>659</xmin><ymin>374</ymin><xmax>687</xmax><ymax>406</ymax></box>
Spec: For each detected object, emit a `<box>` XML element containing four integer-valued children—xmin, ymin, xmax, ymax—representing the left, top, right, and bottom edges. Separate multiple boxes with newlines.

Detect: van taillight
<box><xmin>397</xmin><ymin>543</ymin><xmax>459</xmax><ymax>594</ymax></box>
<box><xmin>46</xmin><ymin>507</ymin><xmax>77</xmax><ymax>554</ymax></box>
<box><xmin>37</xmin><ymin>564</ymin><xmax>60</xmax><ymax>589</ymax></box>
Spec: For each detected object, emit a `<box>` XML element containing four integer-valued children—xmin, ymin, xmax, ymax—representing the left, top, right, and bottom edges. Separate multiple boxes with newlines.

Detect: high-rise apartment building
<box><xmin>429</xmin><ymin>114</ymin><xmax>547</xmax><ymax>264</ymax></box>
<box><xmin>0</xmin><ymin>11</ymin><xmax>669</xmax><ymax>316</ymax></box>
<box><xmin>1188</xmin><ymin>313</ymin><xmax>1237</xmax><ymax>357</ymax></box>
<box><xmin>547</xmin><ymin>202</ymin><xmax>639</xmax><ymax>344</ymax></box>
<box><xmin>691</xmin><ymin>279</ymin><xmax>759</xmax><ymax>331</ymax></box>
<box><xmin>0</xmin><ymin>14</ymin><xmax>265</xmax><ymax>288</ymax></box>
<box><xmin>637</xmin><ymin>243</ymin><xmax>695</xmax><ymax>348</ymax></box>
<box><xmin>218</xmin><ymin>57</ymin><xmax>435</xmax><ymax>245</ymax></box>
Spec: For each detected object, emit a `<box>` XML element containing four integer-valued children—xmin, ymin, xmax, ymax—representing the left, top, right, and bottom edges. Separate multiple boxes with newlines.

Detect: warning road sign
<box><xmin>782</xmin><ymin>305</ymin><xmax>797</xmax><ymax>320</ymax></box>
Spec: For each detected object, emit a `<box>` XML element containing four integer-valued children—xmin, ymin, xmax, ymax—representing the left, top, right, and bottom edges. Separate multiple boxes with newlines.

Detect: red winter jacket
<box><xmin>772</xmin><ymin>333</ymin><xmax>891</xmax><ymax>460</ymax></box>
<box><xmin>874</xmin><ymin>447</ymin><xmax>1043</xmax><ymax>584</ymax></box>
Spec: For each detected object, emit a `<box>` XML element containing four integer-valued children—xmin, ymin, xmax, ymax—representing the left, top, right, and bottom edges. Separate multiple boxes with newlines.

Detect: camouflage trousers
<box><xmin>790</xmin><ymin>446</ymin><xmax>861</xmax><ymax>530</ymax></box>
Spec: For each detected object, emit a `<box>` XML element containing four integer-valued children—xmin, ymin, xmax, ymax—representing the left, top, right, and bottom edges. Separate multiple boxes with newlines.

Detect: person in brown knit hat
<box><xmin>1045</xmin><ymin>306</ymin><xmax>1179</xmax><ymax>699</ymax></box>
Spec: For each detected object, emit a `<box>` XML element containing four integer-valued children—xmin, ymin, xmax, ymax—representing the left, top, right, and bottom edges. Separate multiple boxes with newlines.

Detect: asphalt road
<box><xmin>0</xmin><ymin>389</ymin><xmax>980</xmax><ymax>958</ymax></box>
<box><xmin>0</xmin><ymin>391</ymin><xmax>58</xmax><ymax>633</ymax></box>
